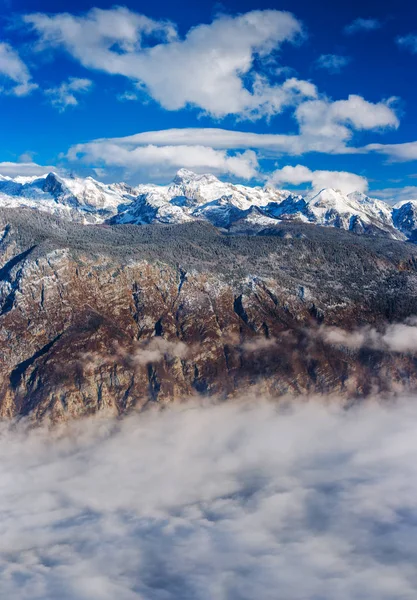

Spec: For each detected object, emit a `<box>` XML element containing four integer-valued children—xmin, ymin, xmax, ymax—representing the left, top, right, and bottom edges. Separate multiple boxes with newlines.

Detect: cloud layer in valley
<box><xmin>1</xmin><ymin>400</ymin><xmax>417</xmax><ymax>599</ymax></box>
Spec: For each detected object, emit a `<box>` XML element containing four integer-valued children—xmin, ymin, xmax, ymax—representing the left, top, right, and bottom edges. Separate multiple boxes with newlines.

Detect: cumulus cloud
<box><xmin>0</xmin><ymin>161</ymin><xmax>56</xmax><ymax>177</ymax></box>
<box><xmin>24</xmin><ymin>8</ymin><xmax>314</xmax><ymax>119</ymax></box>
<box><xmin>68</xmin><ymin>141</ymin><xmax>259</xmax><ymax>180</ymax></box>
<box><xmin>294</xmin><ymin>95</ymin><xmax>399</xmax><ymax>154</ymax></box>
<box><xmin>1</xmin><ymin>399</ymin><xmax>417</xmax><ymax>598</ymax></box>
<box><xmin>318</xmin><ymin>319</ymin><xmax>417</xmax><ymax>353</ymax></box>
<box><xmin>0</xmin><ymin>42</ymin><xmax>37</xmax><ymax>96</ymax></box>
<box><xmin>45</xmin><ymin>77</ymin><xmax>92</xmax><ymax>111</ymax></box>
<box><xmin>315</xmin><ymin>54</ymin><xmax>351</xmax><ymax>74</ymax></box>
<box><xmin>269</xmin><ymin>164</ymin><xmax>368</xmax><ymax>193</ymax></box>
<box><xmin>396</xmin><ymin>33</ymin><xmax>417</xmax><ymax>54</ymax></box>
<box><xmin>344</xmin><ymin>18</ymin><xmax>381</xmax><ymax>35</ymax></box>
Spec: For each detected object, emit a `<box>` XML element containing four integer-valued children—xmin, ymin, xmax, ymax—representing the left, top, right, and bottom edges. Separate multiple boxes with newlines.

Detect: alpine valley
<box><xmin>1</xmin><ymin>168</ymin><xmax>417</xmax><ymax>422</ymax></box>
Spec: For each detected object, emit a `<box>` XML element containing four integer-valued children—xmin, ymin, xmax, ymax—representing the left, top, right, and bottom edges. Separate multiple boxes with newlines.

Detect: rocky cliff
<box><xmin>1</xmin><ymin>208</ymin><xmax>417</xmax><ymax>422</ymax></box>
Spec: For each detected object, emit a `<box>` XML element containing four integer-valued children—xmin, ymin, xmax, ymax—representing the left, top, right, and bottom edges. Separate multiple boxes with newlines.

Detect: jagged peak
<box><xmin>307</xmin><ymin>188</ymin><xmax>347</xmax><ymax>204</ymax></box>
<box><xmin>172</xmin><ymin>168</ymin><xmax>220</xmax><ymax>186</ymax></box>
<box><xmin>44</xmin><ymin>171</ymin><xmax>65</xmax><ymax>183</ymax></box>
<box><xmin>393</xmin><ymin>199</ymin><xmax>417</xmax><ymax>209</ymax></box>
<box><xmin>173</xmin><ymin>168</ymin><xmax>199</xmax><ymax>183</ymax></box>
<box><xmin>347</xmin><ymin>191</ymin><xmax>370</xmax><ymax>201</ymax></box>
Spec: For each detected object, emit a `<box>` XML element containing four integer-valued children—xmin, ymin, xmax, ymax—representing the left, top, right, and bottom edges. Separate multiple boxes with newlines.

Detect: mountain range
<box><xmin>1</xmin><ymin>203</ymin><xmax>417</xmax><ymax>421</ymax></box>
<box><xmin>2</xmin><ymin>168</ymin><xmax>417</xmax><ymax>421</ymax></box>
<box><xmin>1</xmin><ymin>168</ymin><xmax>417</xmax><ymax>240</ymax></box>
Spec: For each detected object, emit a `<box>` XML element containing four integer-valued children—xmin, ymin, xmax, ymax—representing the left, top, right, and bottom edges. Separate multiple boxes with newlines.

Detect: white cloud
<box><xmin>68</xmin><ymin>141</ymin><xmax>259</xmax><ymax>180</ymax></box>
<box><xmin>117</xmin><ymin>338</ymin><xmax>192</xmax><ymax>367</ymax></box>
<box><xmin>24</xmin><ymin>8</ymin><xmax>318</xmax><ymax>119</ymax></box>
<box><xmin>294</xmin><ymin>95</ymin><xmax>399</xmax><ymax>153</ymax></box>
<box><xmin>318</xmin><ymin>319</ymin><xmax>417</xmax><ymax>353</ymax></box>
<box><xmin>241</xmin><ymin>337</ymin><xmax>278</xmax><ymax>353</ymax></box>
<box><xmin>396</xmin><ymin>34</ymin><xmax>417</xmax><ymax>54</ymax></box>
<box><xmin>0</xmin><ymin>42</ymin><xmax>37</xmax><ymax>96</ymax></box>
<box><xmin>370</xmin><ymin>186</ymin><xmax>417</xmax><ymax>204</ymax></box>
<box><xmin>99</xmin><ymin>127</ymin><xmax>301</xmax><ymax>153</ymax></box>
<box><xmin>315</xmin><ymin>54</ymin><xmax>351</xmax><ymax>74</ymax></box>
<box><xmin>18</xmin><ymin>152</ymin><xmax>36</xmax><ymax>163</ymax></box>
<box><xmin>65</xmin><ymin>92</ymin><xmax>399</xmax><ymax>181</ymax></box>
<box><xmin>0</xmin><ymin>161</ymin><xmax>56</xmax><ymax>177</ymax></box>
<box><xmin>45</xmin><ymin>77</ymin><xmax>92</xmax><ymax>111</ymax></box>
<box><xmin>364</xmin><ymin>141</ymin><xmax>417</xmax><ymax>162</ymax></box>
<box><xmin>1</xmin><ymin>399</ymin><xmax>417</xmax><ymax>598</ymax></box>
<box><xmin>344</xmin><ymin>18</ymin><xmax>381</xmax><ymax>35</ymax></box>
<box><xmin>117</xmin><ymin>90</ymin><xmax>139</xmax><ymax>102</ymax></box>
<box><xmin>126</xmin><ymin>97</ymin><xmax>398</xmax><ymax>151</ymax></box>
<box><xmin>269</xmin><ymin>164</ymin><xmax>368</xmax><ymax>193</ymax></box>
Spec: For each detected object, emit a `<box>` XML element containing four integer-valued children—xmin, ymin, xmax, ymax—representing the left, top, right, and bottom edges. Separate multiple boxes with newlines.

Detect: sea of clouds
<box><xmin>1</xmin><ymin>398</ymin><xmax>417</xmax><ymax>599</ymax></box>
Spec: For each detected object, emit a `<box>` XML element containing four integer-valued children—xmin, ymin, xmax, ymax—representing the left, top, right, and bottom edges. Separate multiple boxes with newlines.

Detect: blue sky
<box><xmin>1</xmin><ymin>0</ymin><xmax>417</xmax><ymax>198</ymax></box>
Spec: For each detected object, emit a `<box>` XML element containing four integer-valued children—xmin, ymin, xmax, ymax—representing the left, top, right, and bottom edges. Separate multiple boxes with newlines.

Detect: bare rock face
<box><xmin>1</xmin><ymin>208</ymin><xmax>417</xmax><ymax>422</ymax></box>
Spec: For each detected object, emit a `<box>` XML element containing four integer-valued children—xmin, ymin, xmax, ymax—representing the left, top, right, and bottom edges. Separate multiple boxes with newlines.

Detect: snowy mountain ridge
<box><xmin>0</xmin><ymin>168</ymin><xmax>415</xmax><ymax>240</ymax></box>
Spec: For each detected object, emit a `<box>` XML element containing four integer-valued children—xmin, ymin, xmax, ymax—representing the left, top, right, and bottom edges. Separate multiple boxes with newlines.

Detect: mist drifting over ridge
<box><xmin>1</xmin><ymin>398</ymin><xmax>417</xmax><ymax>600</ymax></box>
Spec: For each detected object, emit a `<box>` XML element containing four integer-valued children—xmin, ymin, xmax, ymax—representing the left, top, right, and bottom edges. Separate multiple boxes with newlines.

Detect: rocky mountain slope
<box><xmin>0</xmin><ymin>168</ymin><xmax>415</xmax><ymax>239</ymax></box>
<box><xmin>1</xmin><ymin>207</ymin><xmax>417</xmax><ymax>422</ymax></box>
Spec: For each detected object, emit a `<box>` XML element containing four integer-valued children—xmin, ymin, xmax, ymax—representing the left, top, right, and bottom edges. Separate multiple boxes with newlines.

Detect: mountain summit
<box><xmin>0</xmin><ymin>168</ymin><xmax>414</xmax><ymax>239</ymax></box>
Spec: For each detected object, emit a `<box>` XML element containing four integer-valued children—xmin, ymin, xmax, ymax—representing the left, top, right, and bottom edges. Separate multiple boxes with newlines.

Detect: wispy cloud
<box><xmin>0</xmin><ymin>42</ymin><xmax>37</xmax><ymax>96</ymax></box>
<box><xmin>117</xmin><ymin>90</ymin><xmax>139</xmax><ymax>102</ymax></box>
<box><xmin>45</xmin><ymin>77</ymin><xmax>92</xmax><ymax>112</ymax></box>
<box><xmin>1</xmin><ymin>399</ymin><xmax>417</xmax><ymax>598</ymax></box>
<box><xmin>396</xmin><ymin>33</ymin><xmax>417</xmax><ymax>54</ymax></box>
<box><xmin>315</xmin><ymin>54</ymin><xmax>351</xmax><ymax>74</ymax></box>
<box><xmin>0</xmin><ymin>161</ymin><xmax>56</xmax><ymax>177</ymax></box>
<box><xmin>362</xmin><ymin>140</ymin><xmax>417</xmax><ymax>162</ymax></box>
<box><xmin>369</xmin><ymin>186</ymin><xmax>417</xmax><ymax>204</ymax></box>
<box><xmin>344</xmin><ymin>18</ymin><xmax>381</xmax><ymax>35</ymax></box>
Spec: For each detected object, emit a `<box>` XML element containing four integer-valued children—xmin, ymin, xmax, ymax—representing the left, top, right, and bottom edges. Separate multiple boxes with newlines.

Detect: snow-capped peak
<box><xmin>173</xmin><ymin>168</ymin><xmax>207</xmax><ymax>183</ymax></box>
<box><xmin>393</xmin><ymin>199</ymin><xmax>417</xmax><ymax>209</ymax></box>
<box><xmin>0</xmin><ymin>168</ymin><xmax>413</xmax><ymax>240</ymax></box>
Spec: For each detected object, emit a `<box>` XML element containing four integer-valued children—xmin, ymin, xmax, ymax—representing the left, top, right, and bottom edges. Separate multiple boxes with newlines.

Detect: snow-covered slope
<box><xmin>112</xmin><ymin>170</ymin><xmax>404</xmax><ymax>237</ymax></box>
<box><xmin>114</xmin><ymin>168</ymin><xmax>303</xmax><ymax>228</ymax></box>
<box><xmin>304</xmin><ymin>189</ymin><xmax>398</xmax><ymax>237</ymax></box>
<box><xmin>393</xmin><ymin>200</ymin><xmax>417</xmax><ymax>238</ymax></box>
<box><xmin>0</xmin><ymin>168</ymin><xmax>411</xmax><ymax>240</ymax></box>
<box><xmin>0</xmin><ymin>172</ymin><xmax>137</xmax><ymax>223</ymax></box>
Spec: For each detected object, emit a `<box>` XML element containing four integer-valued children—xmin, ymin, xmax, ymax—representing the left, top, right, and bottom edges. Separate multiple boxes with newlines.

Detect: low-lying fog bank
<box><xmin>1</xmin><ymin>398</ymin><xmax>417</xmax><ymax>599</ymax></box>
